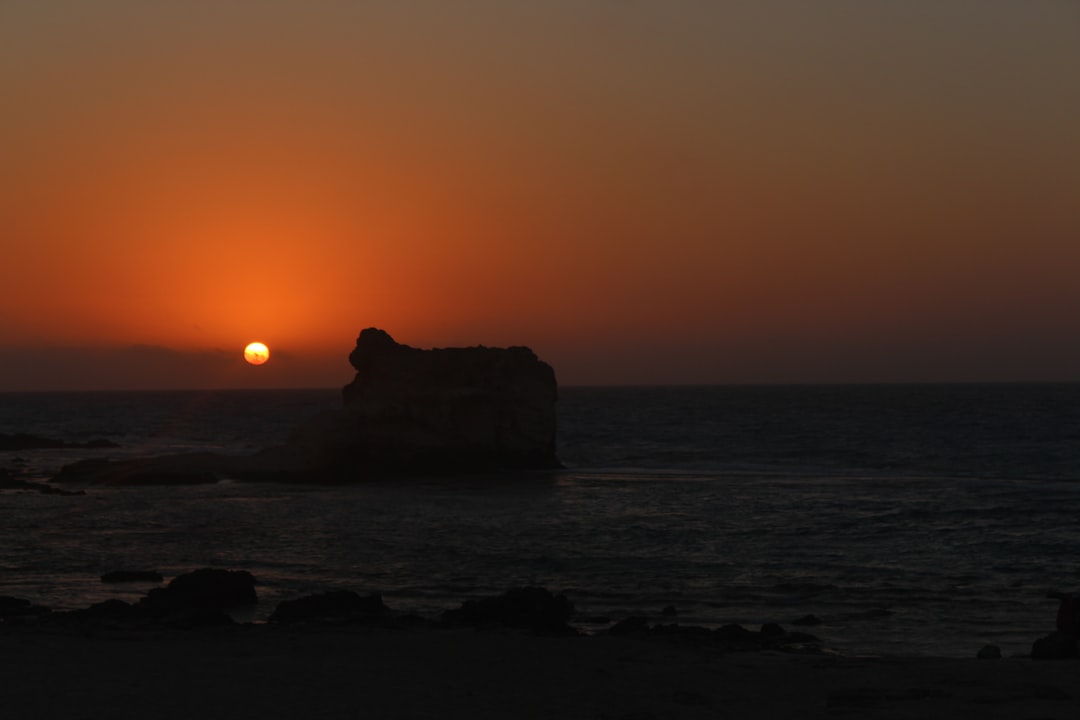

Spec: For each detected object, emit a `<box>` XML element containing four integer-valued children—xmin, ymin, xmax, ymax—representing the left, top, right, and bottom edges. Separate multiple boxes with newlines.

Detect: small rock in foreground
<box><xmin>269</xmin><ymin>590</ymin><xmax>387</xmax><ymax>624</ymax></box>
<box><xmin>442</xmin><ymin>587</ymin><xmax>575</xmax><ymax>635</ymax></box>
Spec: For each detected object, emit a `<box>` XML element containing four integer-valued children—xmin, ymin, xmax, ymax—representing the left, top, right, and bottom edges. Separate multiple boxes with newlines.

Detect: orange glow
<box><xmin>243</xmin><ymin>342</ymin><xmax>270</xmax><ymax>366</ymax></box>
<box><xmin>1</xmin><ymin>3</ymin><xmax>1079</xmax><ymax>389</ymax></box>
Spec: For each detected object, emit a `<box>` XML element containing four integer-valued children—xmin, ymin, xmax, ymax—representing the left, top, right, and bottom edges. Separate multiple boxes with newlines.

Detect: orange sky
<box><xmin>2</xmin><ymin>1</ymin><xmax>1079</xmax><ymax>390</ymax></box>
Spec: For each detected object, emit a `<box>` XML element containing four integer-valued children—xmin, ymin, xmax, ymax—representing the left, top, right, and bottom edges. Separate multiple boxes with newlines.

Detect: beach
<box><xmin>2</xmin><ymin>623</ymin><xmax>1077</xmax><ymax>720</ymax></box>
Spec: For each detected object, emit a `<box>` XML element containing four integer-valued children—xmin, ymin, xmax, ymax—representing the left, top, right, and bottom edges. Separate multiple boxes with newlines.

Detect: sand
<box><xmin>1</xmin><ymin>624</ymin><xmax>1077</xmax><ymax>720</ymax></box>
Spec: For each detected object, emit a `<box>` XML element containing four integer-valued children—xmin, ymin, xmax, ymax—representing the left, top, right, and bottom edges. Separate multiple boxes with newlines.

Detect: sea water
<box><xmin>1</xmin><ymin>384</ymin><xmax>1078</xmax><ymax>657</ymax></box>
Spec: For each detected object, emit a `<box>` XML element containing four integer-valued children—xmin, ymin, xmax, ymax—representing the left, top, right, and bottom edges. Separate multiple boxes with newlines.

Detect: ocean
<box><xmin>2</xmin><ymin>384</ymin><xmax>1078</xmax><ymax>658</ymax></box>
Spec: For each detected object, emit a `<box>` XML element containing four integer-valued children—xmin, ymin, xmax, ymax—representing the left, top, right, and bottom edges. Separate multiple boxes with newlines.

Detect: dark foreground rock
<box><xmin>611</xmin><ymin>617</ymin><xmax>822</xmax><ymax>652</ymax></box>
<box><xmin>0</xmin><ymin>596</ymin><xmax>51</xmax><ymax>619</ymax></box>
<box><xmin>0</xmin><ymin>469</ymin><xmax>85</xmax><ymax>495</ymax></box>
<box><xmin>46</xmin><ymin>569</ymin><xmax>256</xmax><ymax>629</ymax></box>
<box><xmin>442</xmin><ymin>587</ymin><xmax>576</xmax><ymax>635</ymax></box>
<box><xmin>269</xmin><ymin>590</ymin><xmax>388</xmax><ymax>624</ymax></box>
<box><xmin>52</xmin><ymin>457</ymin><xmax>221</xmax><ymax>486</ymax></box>
<box><xmin>1032</xmin><ymin>592</ymin><xmax>1079</xmax><ymax>659</ymax></box>
<box><xmin>138</xmin><ymin>569</ymin><xmax>257</xmax><ymax>613</ymax></box>
<box><xmin>0</xmin><ymin>433</ymin><xmax>118</xmax><ymax>451</ymax></box>
<box><xmin>1032</xmin><ymin>631</ymin><xmax>1078</xmax><ymax>659</ymax></box>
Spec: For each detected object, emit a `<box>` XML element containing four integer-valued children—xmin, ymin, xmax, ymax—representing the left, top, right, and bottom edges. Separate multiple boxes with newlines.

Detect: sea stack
<box><xmin>49</xmin><ymin>329</ymin><xmax>560</xmax><ymax>486</ymax></box>
<box><xmin>285</xmin><ymin>328</ymin><xmax>560</xmax><ymax>474</ymax></box>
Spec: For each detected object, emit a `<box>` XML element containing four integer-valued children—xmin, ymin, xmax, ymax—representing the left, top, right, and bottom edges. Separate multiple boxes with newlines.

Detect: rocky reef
<box><xmin>48</xmin><ymin>328</ymin><xmax>559</xmax><ymax>485</ymax></box>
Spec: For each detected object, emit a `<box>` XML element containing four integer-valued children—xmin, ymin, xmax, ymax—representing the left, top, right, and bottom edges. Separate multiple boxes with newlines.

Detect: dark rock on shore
<box><xmin>52</xmin><ymin>573</ymin><xmax>245</xmax><ymax>629</ymax></box>
<box><xmin>35</xmin><ymin>484</ymin><xmax>86</xmax><ymax>496</ymax></box>
<box><xmin>47</xmin><ymin>569</ymin><xmax>256</xmax><ymax>628</ymax></box>
<box><xmin>138</xmin><ymin>569</ymin><xmax>257</xmax><ymax>613</ymax></box>
<box><xmin>269</xmin><ymin>590</ymin><xmax>388</xmax><ymax>624</ymax></box>
<box><xmin>792</xmin><ymin>614</ymin><xmax>823</xmax><ymax>626</ymax></box>
<box><xmin>0</xmin><ymin>468</ymin><xmax>31</xmax><ymax>490</ymax></box>
<box><xmin>101</xmin><ymin>570</ymin><xmax>164</xmax><ymax>583</ymax></box>
<box><xmin>0</xmin><ymin>469</ymin><xmax>84</xmax><ymax>495</ymax></box>
<box><xmin>0</xmin><ymin>433</ymin><xmax>118</xmax><ymax>451</ymax></box>
<box><xmin>1032</xmin><ymin>631</ymin><xmax>1078</xmax><ymax>659</ymax></box>
<box><xmin>52</xmin><ymin>457</ymin><xmax>219</xmax><ymax>486</ymax></box>
<box><xmin>609</xmin><ymin>616</ymin><xmax>651</xmax><ymax>635</ymax></box>
<box><xmin>11</xmin><ymin>578</ymin><xmax>831</xmax><ymax>657</ymax></box>
<box><xmin>442</xmin><ymin>587</ymin><xmax>575</xmax><ymax>634</ymax></box>
<box><xmin>610</xmin><ymin>618</ymin><xmax>822</xmax><ymax>652</ymax></box>
<box><xmin>0</xmin><ymin>596</ymin><xmax>51</xmax><ymax>618</ymax></box>
<box><xmin>80</xmin><ymin>599</ymin><xmax>142</xmax><ymax>620</ymax></box>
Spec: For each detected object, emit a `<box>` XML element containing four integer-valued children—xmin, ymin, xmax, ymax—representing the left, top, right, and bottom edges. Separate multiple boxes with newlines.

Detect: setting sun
<box><xmin>243</xmin><ymin>342</ymin><xmax>270</xmax><ymax>365</ymax></box>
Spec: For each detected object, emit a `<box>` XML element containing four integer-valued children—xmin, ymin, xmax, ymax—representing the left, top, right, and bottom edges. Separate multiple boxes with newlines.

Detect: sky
<box><xmin>2</xmin><ymin>0</ymin><xmax>1078</xmax><ymax>390</ymax></box>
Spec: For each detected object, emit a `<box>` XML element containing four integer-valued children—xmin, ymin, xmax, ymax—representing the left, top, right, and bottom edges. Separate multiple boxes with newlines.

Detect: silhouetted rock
<box><xmin>0</xmin><ymin>470</ymin><xmax>83</xmax><ymax>495</ymax></box>
<box><xmin>650</xmin><ymin>623</ymin><xmax>713</xmax><ymax>639</ymax></box>
<box><xmin>792</xmin><ymin>614</ymin><xmax>823</xmax><ymax>626</ymax></box>
<box><xmin>760</xmin><ymin>622</ymin><xmax>785</xmax><ymax>639</ymax></box>
<box><xmin>159</xmin><ymin>608</ymin><xmax>237</xmax><ymax>628</ymax></box>
<box><xmin>138</xmin><ymin>569</ymin><xmax>256</xmax><ymax>613</ymax></box>
<box><xmin>285</xmin><ymin>328</ymin><xmax>560</xmax><ymax>474</ymax></box>
<box><xmin>51</xmin><ymin>458</ymin><xmax>111</xmax><ymax>484</ymax></box>
<box><xmin>1032</xmin><ymin>631</ymin><xmax>1078</xmax><ymax>660</ymax></box>
<box><xmin>715</xmin><ymin>623</ymin><xmax>759</xmax><ymax>647</ymax></box>
<box><xmin>764</xmin><ymin>628</ymin><xmax>821</xmax><ymax>649</ymax></box>
<box><xmin>63</xmin><ymin>598</ymin><xmax>143</xmax><ymax>622</ymax></box>
<box><xmin>50</xmin><ymin>452</ymin><xmax>309</xmax><ymax>486</ymax></box>
<box><xmin>49</xmin><ymin>329</ymin><xmax>559</xmax><ymax>485</ymax></box>
<box><xmin>609</xmin><ymin>616</ymin><xmax>651</xmax><ymax>636</ymax></box>
<box><xmin>269</xmin><ymin>590</ymin><xmax>387</xmax><ymax>624</ymax></box>
<box><xmin>1049</xmin><ymin>591</ymin><xmax>1078</xmax><ymax>635</ymax></box>
<box><xmin>36</xmin><ymin>484</ymin><xmax>86</xmax><ymax>496</ymax></box>
<box><xmin>442</xmin><ymin>587</ymin><xmax>574</xmax><ymax>634</ymax></box>
<box><xmin>0</xmin><ymin>433</ymin><xmax>118</xmax><ymax>451</ymax></box>
<box><xmin>714</xmin><ymin>623</ymin><xmax>821</xmax><ymax>651</ymax></box>
<box><xmin>52</xmin><ymin>457</ymin><xmax>218</xmax><ymax>486</ymax></box>
<box><xmin>101</xmin><ymin>570</ymin><xmax>164</xmax><ymax>583</ymax></box>
<box><xmin>606</xmin><ymin>618</ymin><xmax>822</xmax><ymax>652</ymax></box>
<box><xmin>0</xmin><ymin>596</ymin><xmax>51</xmax><ymax>618</ymax></box>
<box><xmin>977</xmin><ymin>644</ymin><xmax>1002</xmax><ymax>659</ymax></box>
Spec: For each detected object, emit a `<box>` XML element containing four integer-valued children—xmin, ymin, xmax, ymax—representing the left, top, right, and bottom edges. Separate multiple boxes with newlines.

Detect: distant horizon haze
<box><xmin>1</xmin><ymin>331</ymin><xmax>1078</xmax><ymax>392</ymax></box>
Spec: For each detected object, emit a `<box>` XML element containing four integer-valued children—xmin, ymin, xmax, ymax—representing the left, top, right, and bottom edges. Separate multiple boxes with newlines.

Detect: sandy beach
<box><xmin>2</xmin><ymin>623</ymin><xmax>1076</xmax><ymax>720</ymax></box>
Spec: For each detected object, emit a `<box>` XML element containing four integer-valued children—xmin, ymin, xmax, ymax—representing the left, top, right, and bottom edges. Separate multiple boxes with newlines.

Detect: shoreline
<box><xmin>2</xmin><ymin>622</ymin><xmax>1077</xmax><ymax>719</ymax></box>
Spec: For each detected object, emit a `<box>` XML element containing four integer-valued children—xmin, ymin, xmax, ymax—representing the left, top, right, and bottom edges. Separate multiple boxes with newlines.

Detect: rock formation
<box><xmin>282</xmin><ymin>328</ymin><xmax>560</xmax><ymax>474</ymax></box>
<box><xmin>0</xmin><ymin>433</ymin><xmax>118</xmax><ymax>451</ymax></box>
<box><xmin>49</xmin><ymin>328</ymin><xmax>559</xmax><ymax>485</ymax></box>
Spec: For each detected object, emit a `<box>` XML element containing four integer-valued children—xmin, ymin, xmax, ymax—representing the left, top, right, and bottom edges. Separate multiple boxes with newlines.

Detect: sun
<box><xmin>243</xmin><ymin>341</ymin><xmax>270</xmax><ymax>365</ymax></box>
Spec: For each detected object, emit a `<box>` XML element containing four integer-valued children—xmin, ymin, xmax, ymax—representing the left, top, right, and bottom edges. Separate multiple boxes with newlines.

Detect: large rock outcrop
<box><xmin>50</xmin><ymin>328</ymin><xmax>559</xmax><ymax>485</ymax></box>
<box><xmin>284</xmin><ymin>328</ymin><xmax>560</xmax><ymax>473</ymax></box>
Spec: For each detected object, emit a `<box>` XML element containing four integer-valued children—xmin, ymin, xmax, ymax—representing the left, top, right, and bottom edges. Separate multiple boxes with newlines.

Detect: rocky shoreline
<box><xmin>1</xmin><ymin>569</ymin><xmax>824</xmax><ymax>655</ymax></box>
<box><xmin>2</xmin><ymin>571</ymin><xmax>1078</xmax><ymax>720</ymax></box>
<box><xmin>4</xmin><ymin>567</ymin><xmax>1076</xmax><ymax>661</ymax></box>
